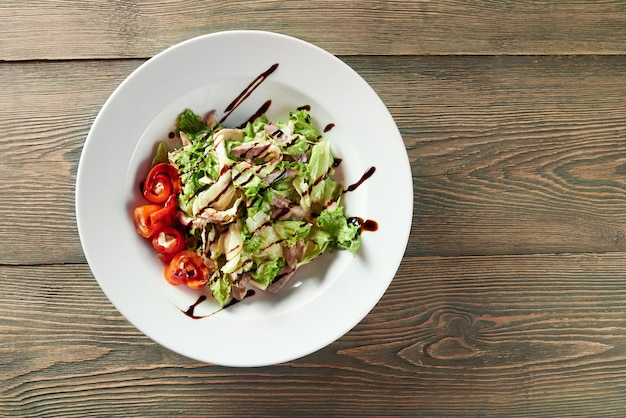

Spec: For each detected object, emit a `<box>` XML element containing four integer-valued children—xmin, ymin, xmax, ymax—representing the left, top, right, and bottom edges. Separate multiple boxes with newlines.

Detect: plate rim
<box><xmin>75</xmin><ymin>30</ymin><xmax>413</xmax><ymax>367</ymax></box>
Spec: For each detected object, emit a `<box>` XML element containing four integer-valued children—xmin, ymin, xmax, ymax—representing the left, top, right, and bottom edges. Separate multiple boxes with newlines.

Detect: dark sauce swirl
<box><xmin>344</xmin><ymin>166</ymin><xmax>376</xmax><ymax>193</ymax></box>
<box><xmin>220</xmin><ymin>63</ymin><xmax>279</xmax><ymax>125</ymax></box>
<box><xmin>181</xmin><ymin>290</ymin><xmax>256</xmax><ymax>319</ymax></box>
<box><xmin>348</xmin><ymin>217</ymin><xmax>379</xmax><ymax>232</ymax></box>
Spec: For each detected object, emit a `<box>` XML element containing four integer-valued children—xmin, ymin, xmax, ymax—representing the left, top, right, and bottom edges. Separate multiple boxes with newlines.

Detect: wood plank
<box><xmin>0</xmin><ymin>60</ymin><xmax>143</xmax><ymax>265</ymax></box>
<box><xmin>2</xmin><ymin>254</ymin><xmax>626</xmax><ymax>415</ymax></box>
<box><xmin>2</xmin><ymin>55</ymin><xmax>626</xmax><ymax>264</ymax></box>
<box><xmin>398</xmin><ymin>55</ymin><xmax>626</xmax><ymax>256</ymax></box>
<box><xmin>1</xmin><ymin>1</ymin><xmax>626</xmax><ymax>60</ymax></box>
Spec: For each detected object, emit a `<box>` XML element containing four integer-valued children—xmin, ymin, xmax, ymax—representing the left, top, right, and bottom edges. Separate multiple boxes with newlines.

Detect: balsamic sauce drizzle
<box><xmin>323</xmin><ymin>123</ymin><xmax>335</xmax><ymax>133</ymax></box>
<box><xmin>238</xmin><ymin>100</ymin><xmax>272</xmax><ymax>128</ymax></box>
<box><xmin>219</xmin><ymin>63</ymin><xmax>279</xmax><ymax>125</ymax></box>
<box><xmin>181</xmin><ymin>290</ymin><xmax>256</xmax><ymax>319</ymax></box>
<box><xmin>183</xmin><ymin>295</ymin><xmax>207</xmax><ymax>319</ymax></box>
<box><xmin>344</xmin><ymin>166</ymin><xmax>376</xmax><ymax>193</ymax></box>
<box><xmin>348</xmin><ymin>217</ymin><xmax>379</xmax><ymax>233</ymax></box>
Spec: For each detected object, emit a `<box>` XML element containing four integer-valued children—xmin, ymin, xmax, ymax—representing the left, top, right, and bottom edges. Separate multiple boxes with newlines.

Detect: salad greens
<box><xmin>166</xmin><ymin>108</ymin><xmax>361</xmax><ymax>306</ymax></box>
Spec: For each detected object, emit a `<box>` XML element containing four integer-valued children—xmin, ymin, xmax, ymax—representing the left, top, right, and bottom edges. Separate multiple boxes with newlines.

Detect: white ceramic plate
<box><xmin>76</xmin><ymin>31</ymin><xmax>412</xmax><ymax>367</ymax></box>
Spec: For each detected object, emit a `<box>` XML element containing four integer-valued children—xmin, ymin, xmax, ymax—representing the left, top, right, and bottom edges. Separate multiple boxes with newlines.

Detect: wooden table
<box><xmin>2</xmin><ymin>1</ymin><xmax>626</xmax><ymax>416</ymax></box>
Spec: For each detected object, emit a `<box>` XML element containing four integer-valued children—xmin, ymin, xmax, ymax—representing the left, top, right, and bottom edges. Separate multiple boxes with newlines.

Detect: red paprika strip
<box><xmin>164</xmin><ymin>250</ymin><xmax>209</xmax><ymax>288</ymax></box>
<box><xmin>133</xmin><ymin>194</ymin><xmax>178</xmax><ymax>238</ymax></box>
<box><xmin>142</xmin><ymin>163</ymin><xmax>182</xmax><ymax>203</ymax></box>
<box><xmin>152</xmin><ymin>226</ymin><xmax>186</xmax><ymax>263</ymax></box>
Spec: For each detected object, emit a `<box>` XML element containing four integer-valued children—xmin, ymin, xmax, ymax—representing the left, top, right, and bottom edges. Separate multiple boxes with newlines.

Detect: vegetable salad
<box><xmin>133</xmin><ymin>108</ymin><xmax>361</xmax><ymax>306</ymax></box>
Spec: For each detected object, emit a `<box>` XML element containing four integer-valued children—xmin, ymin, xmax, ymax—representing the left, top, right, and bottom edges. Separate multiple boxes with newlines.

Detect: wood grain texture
<box><xmin>0</xmin><ymin>60</ymin><xmax>143</xmax><ymax>265</ymax></box>
<box><xmin>2</xmin><ymin>254</ymin><xmax>626</xmax><ymax>416</ymax></box>
<box><xmin>2</xmin><ymin>56</ymin><xmax>626</xmax><ymax>263</ymax></box>
<box><xmin>399</xmin><ymin>55</ymin><xmax>626</xmax><ymax>256</ymax></box>
<box><xmin>3</xmin><ymin>2</ymin><xmax>626</xmax><ymax>415</ymax></box>
<box><xmin>1</xmin><ymin>0</ymin><xmax>626</xmax><ymax>60</ymax></box>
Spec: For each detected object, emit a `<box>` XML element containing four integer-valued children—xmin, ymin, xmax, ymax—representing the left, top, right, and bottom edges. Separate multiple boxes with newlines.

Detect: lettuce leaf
<box><xmin>300</xmin><ymin>229</ymin><xmax>332</xmax><ymax>264</ymax></box>
<box><xmin>282</xmin><ymin>136</ymin><xmax>310</xmax><ymax>156</ymax></box>
<box><xmin>336</xmin><ymin>223</ymin><xmax>361</xmax><ymax>254</ymax></box>
<box><xmin>290</xmin><ymin>109</ymin><xmax>320</xmax><ymax>141</ymax></box>
<box><xmin>210</xmin><ymin>276</ymin><xmax>232</xmax><ymax>307</ymax></box>
<box><xmin>273</xmin><ymin>220</ymin><xmax>311</xmax><ymax>246</ymax></box>
<box><xmin>316</xmin><ymin>205</ymin><xmax>361</xmax><ymax>254</ymax></box>
<box><xmin>243</xmin><ymin>114</ymin><xmax>269</xmax><ymax>140</ymax></box>
<box><xmin>308</xmin><ymin>137</ymin><xmax>332</xmax><ymax>184</ymax></box>
<box><xmin>252</xmin><ymin>258</ymin><xmax>285</xmax><ymax>287</ymax></box>
<box><xmin>151</xmin><ymin>141</ymin><xmax>170</xmax><ymax>167</ymax></box>
<box><xmin>177</xmin><ymin>108</ymin><xmax>208</xmax><ymax>136</ymax></box>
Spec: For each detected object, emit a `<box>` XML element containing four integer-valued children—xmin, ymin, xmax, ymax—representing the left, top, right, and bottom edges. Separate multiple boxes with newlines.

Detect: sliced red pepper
<box><xmin>142</xmin><ymin>163</ymin><xmax>182</xmax><ymax>203</ymax></box>
<box><xmin>164</xmin><ymin>250</ymin><xmax>210</xmax><ymax>288</ymax></box>
<box><xmin>133</xmin><ymin>194</ymin><xmax>178</xmax><ymax>238</ymax></box>
<box><xmin>134</xmin><ymin>204</ymin><xmax>163</xmax><ymax>238</ymax></box>
<box><xmin>152</xmin><ymin>226</ymin><xmax>186</xmax><ymax>262</ymax></box>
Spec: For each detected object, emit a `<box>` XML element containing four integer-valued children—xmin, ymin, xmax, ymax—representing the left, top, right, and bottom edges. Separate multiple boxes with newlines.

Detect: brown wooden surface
<box><xmin>2</xmin><ymin>1</ymin><xmax>626</xmax><ymax>416</ymax></box>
